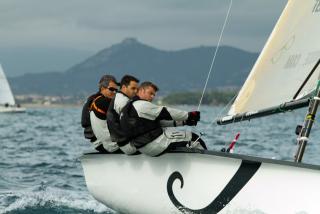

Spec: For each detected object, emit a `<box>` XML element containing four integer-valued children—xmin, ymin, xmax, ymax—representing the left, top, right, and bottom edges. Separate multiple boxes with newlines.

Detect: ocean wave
<box><xmin>1</xmin><ymin>107</ymin><xmax>320</xmax><ymax>213</ymax></box>
<box><xmin>1</xmin><ymin>186</ymin><xmax>114</xmax><ymax>214</ymax></box>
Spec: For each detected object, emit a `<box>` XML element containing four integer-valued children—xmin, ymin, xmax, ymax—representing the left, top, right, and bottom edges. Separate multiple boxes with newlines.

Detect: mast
<box><xmin>217</xmin><ymin>58</ymin><xmax>320</xmax><ymax>163</ymax></box>
<box><xmin>215</xmin><ymin>0</ymin><xmax>320</xmax><ymax>162</ymax></box>
<box><xmin>295</xmin><ymin>80</ymin><xmax>320</xmax><ymax>162</ymax></box>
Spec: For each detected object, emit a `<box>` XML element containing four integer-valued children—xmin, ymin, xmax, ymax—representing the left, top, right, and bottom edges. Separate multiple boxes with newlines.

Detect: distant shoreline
<box><xmin>21</xmin><ymin>103</ymin><xmax>82</xmax><ymax>108</ymax></box>
<box><xmin>161</xmin><ymin>89</ymin><xmax>238</xmax><ymax>106</ymax></box>
<box><xmin>16</xmin><ymin>89</ymin><xmax>238</xmax><ymax>108</ymax></box>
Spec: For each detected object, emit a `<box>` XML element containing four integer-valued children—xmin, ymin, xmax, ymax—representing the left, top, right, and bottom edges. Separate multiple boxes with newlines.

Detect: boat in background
<box><xmin>0</xmin><ymin>64</ymin><xmax>26</xmax><ymax>113</ymax></box>
<box><xmin>81</xmin><ymin>0</ymin><xmax>320</xmax><ymax>213</ymax></box>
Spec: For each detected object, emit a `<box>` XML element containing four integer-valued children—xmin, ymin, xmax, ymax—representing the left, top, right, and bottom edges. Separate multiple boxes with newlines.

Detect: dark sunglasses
<box><xmin>108</xmin><ymin>87</ymin><xmax>118</xmax><ymax>92</ymax></box>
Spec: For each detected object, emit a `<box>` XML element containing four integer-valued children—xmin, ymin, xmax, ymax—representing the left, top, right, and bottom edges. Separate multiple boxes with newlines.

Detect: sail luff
<box><xmin>229</xmin><ymin>0</ymin><xmax>320</xmax><ymax>115</ymax></box>
<box><xmin>0</xmin><ymin>64</ymin><xmax>16</xmax><ymax>105</ymax></box>
<box><xmin>228</xmin><ymin>1</ymin><xmax>292</xmax><ymax>115</ymax></box>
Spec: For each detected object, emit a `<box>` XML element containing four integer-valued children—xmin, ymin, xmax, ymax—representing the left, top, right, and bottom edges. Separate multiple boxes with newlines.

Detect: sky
<box><xmin>0</xmin><ymin>0</ymin><xmax>287</xmax><ymax>77</ymax></box>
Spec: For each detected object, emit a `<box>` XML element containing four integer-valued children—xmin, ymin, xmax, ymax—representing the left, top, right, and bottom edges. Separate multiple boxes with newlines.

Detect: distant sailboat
<box><xmin>0</xmin><ymin>64</ymin><xmax>26</xmax><ymax>113</ymax></box>
<box><xmin>81</xmin><ymin>0</ymin><xmax>320</xmax><ymax>213</ymax></box>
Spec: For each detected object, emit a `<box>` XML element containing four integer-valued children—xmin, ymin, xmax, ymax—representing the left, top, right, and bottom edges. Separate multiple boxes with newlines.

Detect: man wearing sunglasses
<box><xmin>81</xmin><ymin>74</ymin><xmax>120</xmax><ymax>153</ymax></box>
<box><xmin>107</xmin><ymin>74</ymin><xmax>140</xmax><ymax>155</ymax></box>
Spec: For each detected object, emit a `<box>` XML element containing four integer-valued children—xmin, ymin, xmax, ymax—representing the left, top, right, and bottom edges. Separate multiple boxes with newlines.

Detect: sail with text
<box><xmin>218</xmin><ymin>0</ymin><xmax>320</xmax><ymax>125</ymax></box>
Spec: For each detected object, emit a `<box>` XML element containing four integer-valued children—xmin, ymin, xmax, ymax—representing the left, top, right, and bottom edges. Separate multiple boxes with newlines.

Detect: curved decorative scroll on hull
<box><xmin>167</xmin><ymin>161</ymin><xmax>261</xmax><ymax>214</ymax></box>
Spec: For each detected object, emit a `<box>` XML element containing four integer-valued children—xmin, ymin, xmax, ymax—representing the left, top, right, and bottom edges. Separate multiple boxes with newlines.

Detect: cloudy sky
<box><xmin>0</xmin><ymin>0</ymin><xmax>287</xmax><ymax>76</ymax></box>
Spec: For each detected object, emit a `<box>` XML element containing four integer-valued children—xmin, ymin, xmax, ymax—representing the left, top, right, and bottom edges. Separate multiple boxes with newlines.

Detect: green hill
<box><xmin>9</xmin><ymin>38</ymin><xmax>257</xmax><ymax>96</ymax></box>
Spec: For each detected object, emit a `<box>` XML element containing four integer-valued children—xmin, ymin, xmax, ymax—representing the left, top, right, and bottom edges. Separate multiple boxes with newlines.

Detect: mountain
<box><xmin>9</xmin><ymin>38</ymin><xmax>258</xmax><ymax>96</ymax></box>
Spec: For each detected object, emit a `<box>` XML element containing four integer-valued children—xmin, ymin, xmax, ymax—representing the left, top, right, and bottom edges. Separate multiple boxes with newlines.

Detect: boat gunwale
<box><xmin>81</xmin><ymin>147</ymin><xmax>320</xmax><ymax>171</ymax></box>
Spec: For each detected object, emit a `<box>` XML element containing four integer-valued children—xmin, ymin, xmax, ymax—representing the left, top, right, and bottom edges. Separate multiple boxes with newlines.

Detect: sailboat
<box><xmin>81</xmin><ymin>0</ymin><xmax>320</xmax><ymax>213</ymax></box>
<box><xmin>0</xmin><ymin>64</ymin><xmax>26</xmax><ymax>113</ymax></box>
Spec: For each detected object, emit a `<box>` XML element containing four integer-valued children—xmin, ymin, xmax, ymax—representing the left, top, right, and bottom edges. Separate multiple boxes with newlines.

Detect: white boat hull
<box><xmin>81</xmin><ymin>149</ymin><xmax>320</xmax><ymax>213</ymax></box>
<box><xmin>0</xmin><ymin>106</ymin><xmax>26</xmax><ymax>113</ymax></box>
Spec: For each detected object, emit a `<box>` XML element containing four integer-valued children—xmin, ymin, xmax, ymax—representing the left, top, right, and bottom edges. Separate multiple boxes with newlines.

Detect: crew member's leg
<box><xmin>119</xmin><ymin>142</ymin><xmax>139</xmax><ymax>155</ymax></box>
<box><xmin>139</xmin><ymin>128</ymin><xmax>206</xmax><ymax>156</ymax></box>
<box><xmin>138</xmin><ymin>128</ymin><xmax>190</xmax><ymax>156</ymax></box>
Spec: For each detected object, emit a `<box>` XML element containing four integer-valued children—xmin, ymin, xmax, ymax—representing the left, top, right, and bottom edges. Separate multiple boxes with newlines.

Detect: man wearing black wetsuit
<box><xmin>107</xmin><ymin>75</ymin><xmax>140</xmax><ymax>154</ymax></box>
<box><xmin>119</xmin><ymin>81</ymin><xmax>207</xmax><ymax>156</ymax></box>
<box><xmin>81</xmin><ymin>75</ymin><xmax>119</xmax><ymax>153</ymax></box>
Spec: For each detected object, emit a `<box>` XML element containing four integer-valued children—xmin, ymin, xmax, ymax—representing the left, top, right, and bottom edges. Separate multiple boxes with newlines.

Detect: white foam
<box><xmin>1</xmin><ymin>186</ymin><xmax>115</xmax><ymax>213</ymax></box>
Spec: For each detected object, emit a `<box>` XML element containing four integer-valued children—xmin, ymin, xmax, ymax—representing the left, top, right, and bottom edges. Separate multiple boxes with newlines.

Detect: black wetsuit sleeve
<box><xmin>156</xmin><ymin>107</ymin><xmax>173</xmax><ymax>120</ymax></box>
<box><xmin>81</xmin><ymin>100</ymin><xmax>91</xmax><ymax>128</ymax></box>
<box><xmin>92</xmin><ymin>97</ymin><xmax>111</xmax><ymax>120</ymax></box>
<box><xmin>81</xmin><ymin>93</ymin><xmax>99</xmax><ymax>128</ymax></box>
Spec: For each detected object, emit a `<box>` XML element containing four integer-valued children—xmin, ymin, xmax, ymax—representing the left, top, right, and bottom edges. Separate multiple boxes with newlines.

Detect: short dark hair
<box><xmin>139</xmin><ymin>81</ymin><xmax>159</xmax><ymax>92</ymax></box>
<box><xmin>98</xmin><ymin>75</ymin><xmax>118</xmax><ymax>89</ymax></box>
<box><xmin>120</xmin><ymin>75</ymin><xmax>139</xmax><ymax>87</ymax></box>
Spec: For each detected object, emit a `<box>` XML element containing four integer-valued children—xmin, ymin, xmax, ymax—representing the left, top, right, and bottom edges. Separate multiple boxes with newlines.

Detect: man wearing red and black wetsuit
<box><xmin>82</xmin><ymin>75</ymin><xmax>120</xmax><ymax>153</ymax></box>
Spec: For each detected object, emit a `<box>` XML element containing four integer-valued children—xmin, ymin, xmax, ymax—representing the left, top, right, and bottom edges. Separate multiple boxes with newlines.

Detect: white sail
<box><xmin>229</xmin><ymin>0</ymin><xmax>320</xmax><ymax>115</ymax></box>
<box><xmin>0</xmin><ymin>64</ymin><xmax>15</xmax><ymax>105</ymax></box>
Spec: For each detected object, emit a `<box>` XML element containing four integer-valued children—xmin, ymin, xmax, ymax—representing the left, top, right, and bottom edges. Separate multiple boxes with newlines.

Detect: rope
<box><xmin>193</xmin><ymin>92</ymin><xmax>238</xmax><ymax>143</ymax></box>
<box><xmin>197</xmin><ymin>0</ymin><xmax>234</xmax><ymax>111</ymax></box>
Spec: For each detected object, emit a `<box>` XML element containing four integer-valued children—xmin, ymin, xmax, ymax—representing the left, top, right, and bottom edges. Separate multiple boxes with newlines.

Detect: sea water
<box><xmin>1</xmin><ymin>106</ymin><xmax>320</xmax><ymax>213</ymax></box>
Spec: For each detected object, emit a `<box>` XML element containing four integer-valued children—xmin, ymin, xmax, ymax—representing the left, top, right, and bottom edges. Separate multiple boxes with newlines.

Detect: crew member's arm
<box><xmin>90</xmin><ymin>97</ymin><xmax>112</xmax><ymax>143</ymax></box>
<box><xmin>133</xmin><ymin>101</ymin><xmax>188</xmax><ymax>121</ymax></box>
<box><xmin>114</xmin><ymin>93</ymin><xmax>129</xmax><ymax>114</ymax></box>
<box><xmin>133</xmin><ymin>100</ymin><xmax>200</xmax><ymax>126</ymax></box>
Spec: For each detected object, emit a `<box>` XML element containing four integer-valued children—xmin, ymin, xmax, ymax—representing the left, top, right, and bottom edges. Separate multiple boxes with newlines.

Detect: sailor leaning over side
<box><xmin>120</xmin><ymin>81</ymin><xmax>207</xmax><ymax>157</ymax></box>
<box><xmin>107</xmin><ymin>75</ymin><xmax>140</xmax><ymax>155</ymax></box>
<box><xmin>81</xmin><ymin>74</ymin><xmax>120</xmax><ymax>153</ymax></box>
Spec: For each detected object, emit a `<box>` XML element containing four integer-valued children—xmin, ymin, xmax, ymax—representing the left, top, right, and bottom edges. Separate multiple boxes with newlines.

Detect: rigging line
<box><xmin>197</xmin><ymin>0</ymin><xmax>234</xmax><ymax>111</ymax></box>
<box><xmin>293</xmin><ymin>59</ymin><xmax>320</xmax><ymax>100</ymax></box>
<box><xmin>193</xmin><ymin>92</ymin><xmax>238</xmax><ymax>143</ymax></box>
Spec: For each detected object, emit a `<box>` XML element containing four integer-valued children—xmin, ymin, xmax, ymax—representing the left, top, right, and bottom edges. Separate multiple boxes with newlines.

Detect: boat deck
<box><xmin>83</xmin><ymin>147</ymin><xmax>320</xmax><ymax>171</ymax></box>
